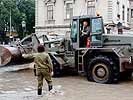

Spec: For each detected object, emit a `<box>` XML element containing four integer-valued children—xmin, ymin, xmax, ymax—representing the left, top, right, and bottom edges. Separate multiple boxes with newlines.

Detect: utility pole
<box><xmin>10</xmin><ymin>8</ymin><xmax>12</xmax><ymax>36</ymax></box>
<box><xmin>9</xmin><ymin>8</ymin><xmax>14</xmax><ymax>45</ymax></box>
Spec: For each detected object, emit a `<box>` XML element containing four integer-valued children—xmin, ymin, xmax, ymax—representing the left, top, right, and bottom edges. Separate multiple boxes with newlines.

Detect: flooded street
<box><xmin>0</xmin><ymin>64</ymin><xmax>133</xmax><ymax>100</ymax></box>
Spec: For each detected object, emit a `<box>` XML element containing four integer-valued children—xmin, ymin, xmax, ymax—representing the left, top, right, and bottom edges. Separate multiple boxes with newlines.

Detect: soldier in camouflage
<box><xmin>23</xmin><ymin>45</ymin><xmax>53</xmax><ymax>95</ymax></box>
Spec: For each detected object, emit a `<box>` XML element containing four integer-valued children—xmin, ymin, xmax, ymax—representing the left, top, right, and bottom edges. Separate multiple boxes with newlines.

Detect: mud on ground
<box><xmin>0</xmin><ymin>64</ymin><xmax>133</xmax><ymax>100</ymax></box>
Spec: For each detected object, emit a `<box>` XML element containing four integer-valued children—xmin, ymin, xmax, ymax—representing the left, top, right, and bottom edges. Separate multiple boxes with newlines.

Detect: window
<box><xmin>91</xmin><ymin>18</ymin><xmax>102</xmax><ymax>33</ymax></box>
<box><xmin>71</xmin><ymin>20</ymin><xmax>77</xmax><ymax>42</ymax></box>
<box><xmin>66</xmin><ymin>3</ymin><xmax>73</xmax><ymax>19</ymax></box>
<box><xmin>47</xmin><ymin>5</ymin><xmax>53</xmax><ymax>20</ymax></box>
<box><xmin>90</xmin><ymin>18</ymin><xmax>103</xmax><ymax>47</ymax></box>
<box><xmin>122</xmin><ymin>5</ymin><xmax>125</xmax><ymax>21</ymax></box>
<box><xmin>21</xmin><ymin>37</ymin><xmax>32</xmax><ymax>45</ymax></box>
<box><xmin>87</xmin><ymin>0</ymin><xmax>95</xmax><ymax>16</ymax></box>
<box><xmin>131</xmin><ymin>9</ymin><xmax>133</xmax><ymax>18</ymax></box>
<box><xmin>127</xmin><ymin>8</ymin><xmax>130</xmax><ymax>22</ymax></box>
<box><xmin>117</xmin><ymin>1</ymin><xmax>120</xmax><ymax>15</ymax></box>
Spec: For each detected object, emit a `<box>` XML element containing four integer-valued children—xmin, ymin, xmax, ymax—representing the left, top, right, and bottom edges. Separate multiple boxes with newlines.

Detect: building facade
<box><xmin>129</xmin><ymin>0</ymin><xmax>133</xmax><ymax>30</ymax></box>
<box><xmin>35</xmin><ymin>0</ymin><xmax>130</xmax><ymax>35</ymax></box>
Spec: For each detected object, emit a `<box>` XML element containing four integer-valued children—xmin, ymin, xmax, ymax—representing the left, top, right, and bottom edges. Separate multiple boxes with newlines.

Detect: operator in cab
<box><xmin>80</xmin><ymin>21</ymin><xmax>90</xmax><ymax>48</ymax></box>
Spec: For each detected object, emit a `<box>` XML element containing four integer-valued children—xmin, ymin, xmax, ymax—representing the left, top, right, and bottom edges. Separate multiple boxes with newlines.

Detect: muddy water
<box><xmin>0</xmin><ymin>64</ymin><xmax>133</xmax><ymax>100</ymax></box>
<box><xmin>0</xmin><ymin>64</ymin><xmax>37</xmax><ymax>100</ymax></box>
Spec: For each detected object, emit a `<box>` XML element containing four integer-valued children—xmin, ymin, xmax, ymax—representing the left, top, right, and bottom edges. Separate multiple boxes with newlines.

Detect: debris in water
<box><xmin>46</xmin><ymin>85</ymin><xmax>64</xmax><ymax>96</ymax></box>
<box><xmin>24</xmin><ymin>88</ymin><xmax>33</xmax><ymax>91</ymax></box>
<box><xmin>1</xmin><ymin>91</ymin><xmax>17</xmax><ymax>94</ymax></box>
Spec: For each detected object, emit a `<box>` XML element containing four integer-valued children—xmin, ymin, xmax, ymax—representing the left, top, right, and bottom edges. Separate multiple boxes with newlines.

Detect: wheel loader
<box><xmin>49</xmin><ymin>15</ymin><xmax>133</xmax><ymax>84</ymax></box>
<box><xmin>1</xmin><ymin>16</ymin><xmax>133</xmax><ymax>84</ymax></box>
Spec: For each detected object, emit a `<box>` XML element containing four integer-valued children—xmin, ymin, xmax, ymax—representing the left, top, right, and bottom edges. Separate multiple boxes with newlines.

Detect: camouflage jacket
<box><xmin>23</xmin><ymin>52</ymin><xmax>53</xmax><ymax>72</ymax></box>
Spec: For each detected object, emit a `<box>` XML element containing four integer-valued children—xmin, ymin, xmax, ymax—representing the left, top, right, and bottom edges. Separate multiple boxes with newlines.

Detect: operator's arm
<box><xmin>82</xmin><ymin>27</ymin><xmax>90</xmax><ymax>36</ymax></box>
<box><xmin>82</xmin><ymin>29</ymin><xmax>87</xmax><ymax>35</ymax></box>
<box><xmin>46</xmin><ymin>54</ymin><xmax>53</xmax><ymax>72</ymax></box>
<box><xmin>22</xmin><ymin>54</ymin><xmax>35</xmax><ymax>59</ymax></box>
<box><xmin>86</xmin><ymin>27</ymin><xmax>90</xmax><ymax>36</ymax></box>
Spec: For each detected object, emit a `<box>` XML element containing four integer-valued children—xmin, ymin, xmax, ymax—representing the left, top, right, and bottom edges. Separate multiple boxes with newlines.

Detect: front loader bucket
<box><xmin>0</xmin><ymin>45</ymin><xmax>21</xmax><ymax>66</ymax></box>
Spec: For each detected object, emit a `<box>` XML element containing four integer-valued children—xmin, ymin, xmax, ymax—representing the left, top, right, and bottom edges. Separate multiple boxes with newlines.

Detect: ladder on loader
<box><xmin>77</xmin><ymin>49</ymin><xmax>87</xmax><ymax>73</ymax></box>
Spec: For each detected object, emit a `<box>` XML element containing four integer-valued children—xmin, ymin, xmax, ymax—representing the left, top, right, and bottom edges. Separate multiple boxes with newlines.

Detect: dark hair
<box><xmin>117</xmin><ymin>14</ymin><xmax>120</xmax><ymax>18</ymax></box>
<box><xmin>37</xmin><ymin>45</ymin><xmax>45</xmax><ymax>52</ymax></box>
<box><xmin>83</xmin><ymin>20</ymin><xmax>88</xmax><ymax>23</ymax></box>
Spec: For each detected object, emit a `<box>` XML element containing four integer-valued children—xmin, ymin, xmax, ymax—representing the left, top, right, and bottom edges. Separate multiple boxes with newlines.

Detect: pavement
<box><xmin>0</xmin><ymin>64</ymin><xmax>133</xmax><ymax>100</ymax></box>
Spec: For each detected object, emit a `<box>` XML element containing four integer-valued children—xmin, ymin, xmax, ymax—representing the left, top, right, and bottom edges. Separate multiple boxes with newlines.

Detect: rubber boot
<box><xmin>38</xmin><ymin>88</ymin><xmax>42</xmax><ymax>95</ymax></box>
<box><xmin>48</xmin><ymin>85</ymin><xmax>53</xmax><ymax>91</ymax></box>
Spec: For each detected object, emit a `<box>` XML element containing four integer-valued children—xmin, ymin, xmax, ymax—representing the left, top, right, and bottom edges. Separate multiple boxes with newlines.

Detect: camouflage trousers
<box><xmin>37</xmin><ymin>68</ymin><xmax>52</xmax><ymax>89</ymax></box>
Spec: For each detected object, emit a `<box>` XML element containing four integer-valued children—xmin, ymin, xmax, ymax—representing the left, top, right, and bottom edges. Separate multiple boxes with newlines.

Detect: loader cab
<box><xmin>71</xmin><ymin>16</ymin><xmax>104</xmax><ymax>49</ymax></box>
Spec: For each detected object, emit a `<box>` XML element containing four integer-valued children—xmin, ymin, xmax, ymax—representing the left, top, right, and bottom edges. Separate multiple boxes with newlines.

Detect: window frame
<box><xmin>127</xmin><ymin>8</ymin><xmax>130</xmax><ymax>22</ymax></box>
<box><xmin>47</xmin><ymin>5</ymin><xmax>54</xmax><ymax>20</ymax></box>
<box><xmin>87</xmin><ymin>0</ymin><xmax>95</xmax><ymax>16</ymax></box>
<box><xmin>122</xmin><ymin>5</ymin><xmax>125</xmax><ymax>21</ymax></box>
<box><xmin>71</xmin><ymin>19</ymin><xmax>78</xmax><ymax>42</ymax></box>
<box><xmin>131</xmin><ymin>9</ymin><xmax>133</xmax><ymax>18</ymax></box>
<box><xmin>21</xmin><ymin>36</ymin><xmax>32</xmax><ymax>45</ymax></box>
<box><xmin>66</xmin><ymin>3</ymin><xmax>73</xmax><ymax>19</ymax></box>
<box><xmin>117</xmin><ymin>1</ymin><xmax>120</xmax><ymax>15</ymax></box>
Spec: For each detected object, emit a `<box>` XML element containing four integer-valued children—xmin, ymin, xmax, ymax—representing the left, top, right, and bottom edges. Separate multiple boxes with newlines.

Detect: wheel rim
<box><xmin>92</xmin><ymin>63</ymin><xmax>109</xmax><ymax>81</ymax></box>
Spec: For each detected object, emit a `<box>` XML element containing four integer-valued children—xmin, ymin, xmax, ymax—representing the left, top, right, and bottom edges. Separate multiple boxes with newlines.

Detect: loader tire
<box><xmin>121</xmin><ymin>71</ymin><xmax>132</xmax><ymax>80</ymax></box>
<box><xmin>53</xmin><ymin>61</ymin><xmax>61</xmax><ymax>77</ymax></box>
<box><xmin>125</xmin><ymin>71</ymin><xmax>132</xmax><ymax>80</ymax></box>
<box><xmin>87</xmin><ymin>56</ymin><xmax>119</xmax><ymax>84</ymax></box>
<box><xmin>49</xmin><ymin>54</ymin><xmax>61</xmax><ymax>78</ymax></box>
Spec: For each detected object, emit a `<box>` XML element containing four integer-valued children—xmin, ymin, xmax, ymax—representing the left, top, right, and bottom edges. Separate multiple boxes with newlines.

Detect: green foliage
<box><xmin>17</xmin><ymin>0</ymin><xmax>35</xmax><ymax>35</ymax></box>
<box><xmin>0</xmin><ymin>0</ymin><xmax>35</xmax><ymax>38</ymax></box>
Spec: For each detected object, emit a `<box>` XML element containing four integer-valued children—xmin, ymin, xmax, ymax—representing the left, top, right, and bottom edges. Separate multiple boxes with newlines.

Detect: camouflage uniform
<box><xmin>23</xmin><ymin>52</ymin><xmax>53</xmax><ymax>91</ymax></box>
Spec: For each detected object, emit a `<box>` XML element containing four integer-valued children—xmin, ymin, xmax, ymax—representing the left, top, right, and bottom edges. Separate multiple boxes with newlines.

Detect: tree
<box><xmin>17</xmin><ymin>0</ymin><xmax>35</xmax><ymax>35</ymax></box>
<box><xmin>0</xmin><ymin>0</ymin><xmax>35</xmax><ymax>40</ymax></box>
<box><xmin>0</xmin><ymin>0</ymin><xmax>20</xmax><ymax>42</ymax></box>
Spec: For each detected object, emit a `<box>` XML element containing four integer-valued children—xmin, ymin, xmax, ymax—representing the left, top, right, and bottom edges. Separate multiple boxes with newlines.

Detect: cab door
<box><xmin>71</xmin><ymin>18</ymin><xmax>79</xmax><ymax>49</ymax></box>
<box><xmin>90</xmin><ymin>17</ymin><xmax>104</xmax><ymax>47</ymax></box>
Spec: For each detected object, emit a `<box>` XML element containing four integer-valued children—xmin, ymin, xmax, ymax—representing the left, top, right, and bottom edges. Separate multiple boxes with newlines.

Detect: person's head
<box><xmin>117</xmin><ymin>14</ymin><xmax>120</xmax><ymax>19</ymax></box>
<box><xmin>83</xmin><ymin>21</ymin><xmax>89</xmax><ymax>28</ymax></box>
<box><xmin>37</xmin><ymin>45</ymin><xmax>45</xmax><ymax>53</ymax></box>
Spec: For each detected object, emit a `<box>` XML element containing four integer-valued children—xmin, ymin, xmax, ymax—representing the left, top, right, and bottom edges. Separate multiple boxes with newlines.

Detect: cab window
<box><xmin>90</xmin><ymin>17</ymin><xmax>103</xmax><ymax>47</ymax></box>
<box><xmin>91</xmin><ymin>18</ymin><xmax>103</xmax><ymax>33</ymax></box>
<box><xmin>79</xmin><ymin>18</ymin><xmax>90</xmax><ymax>48</ymax></box>
<box><xmin>21</xmin><ymin>37</ymin><xmax>32</xmax><ymax>45</ymax></box>
<box><xmin>79</xmin><ymin>19</ymin><xmax>90</xmax><ymax>34</ymax></box>
<box><xmin>71</xmin><ymin>20</ymin><xmax>78</xmax><ymax>42</ymax></box>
